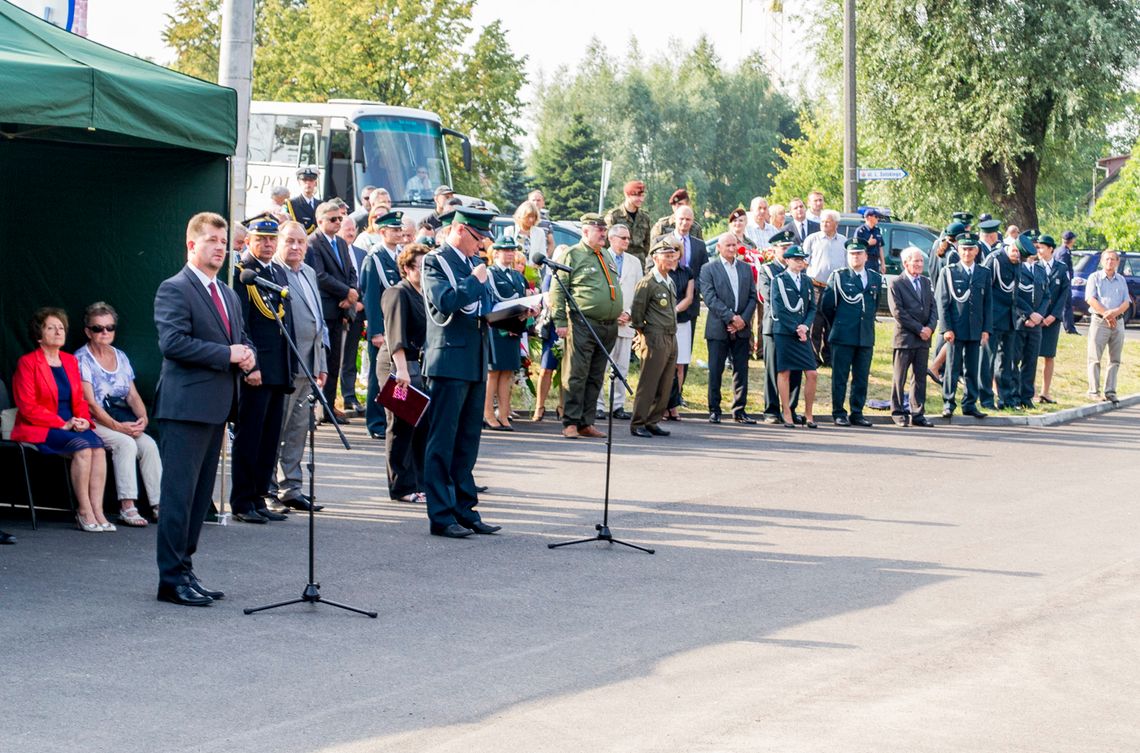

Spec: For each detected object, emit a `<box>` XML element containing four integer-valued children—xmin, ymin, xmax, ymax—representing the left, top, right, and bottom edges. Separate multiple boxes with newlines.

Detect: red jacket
<box><xmin>10</xmin><ymin>349</ymin><xmax>91</xmax><ymax>444</ymax></box>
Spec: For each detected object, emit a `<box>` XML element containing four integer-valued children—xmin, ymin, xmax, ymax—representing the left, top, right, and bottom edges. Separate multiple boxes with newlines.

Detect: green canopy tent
<box><xmin>0</xmin><ymin>0</ymin><xmax>237</xmax><ymax>396</ymax></box>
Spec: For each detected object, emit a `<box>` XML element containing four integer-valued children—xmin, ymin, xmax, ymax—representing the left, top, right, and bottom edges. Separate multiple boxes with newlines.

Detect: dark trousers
<box><xmin>631</xmin><ymin>330</ymin><xmax>677</xmax><ymax>429</ymax></box>
<box><xmin>563</xmin><ymin>319</ymin><xmax>618</xmax><ymax>428</ymax></box>
<box><xmin>707</xmin><ymin>334</ymin><xmax>750</xmax><ymax>416</ymax></box>
<box><xmin>385</xmin><ymin>401</ymin><xmax>429</xmax><ymax>499</ymax></box>
<box><xmin>830</xmin><ymin>343</ymin><xmax>873</xmax><ymax>417</ymax></box>
<box><xmin>944</xmin><ymin>339</ymin><xmax>982</xmax><ymax>411</ymax></box>
<box><xmin>156</xmin><ymin>419</ymin><xmax>224</xmax><ymax>589</ymax></box>
<box><xmin>321</xmin><ymin>317</ymin><xmax>345</xmax><ymax>414</ymax></box>
<box><xmin>891</xmin><ymin>346</ymin><xmax>930</xmax><ymax>418</ymax></box>
<box><xmin>423</xmin><ymin>376</ymin><xmax>485</xmax><ymax>529</ymax></box>
<box><xmin>1062</xmin><ymin>290</ymin><xmax>1077</xmax><ymax>332</ymax></box>
<box><xmin>987</xmin><ymin>328</ymin><xmax>1017</xmax><ymax>408</ymax></box>
<box><xmin>763</xmin><ymin>332</ymin><xmax>800</xmax><ymax>416</ymax></box>
<box><xmin>810</xmin><ymin>286</ymin><xmax>831</xmax><ymax>366</ymax></box>
<box><xmin>364</xmin><ymin>342</ymin><xmax>389</xmax><ymax>436</ymax></box>
<box><xmin>340</xmin><ymin>312</ymin><xmax>365</xmax><ymax>405</ymax></box>
<box><xmin>1014</xmin><ymin>328</ymin><xmax>1042</xmax><ymax>404</ymax></box>
<box><xmin>230</xmin><ymin>385</ymin><xmax>286</xmax><ymax>514</ymax></box>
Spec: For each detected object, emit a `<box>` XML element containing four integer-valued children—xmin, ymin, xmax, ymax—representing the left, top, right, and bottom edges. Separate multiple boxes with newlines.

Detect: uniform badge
<box><xmin>657</xmin><ymin>296</ymin><xmax>668</xmax><ymax>307</ymax></box>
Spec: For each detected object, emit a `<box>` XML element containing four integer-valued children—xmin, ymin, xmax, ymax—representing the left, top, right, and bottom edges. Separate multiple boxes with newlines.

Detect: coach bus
<box><xmin>245</xmin><ymin>99</ymin><xmax>481</xmax><ymax>221</ymax></box>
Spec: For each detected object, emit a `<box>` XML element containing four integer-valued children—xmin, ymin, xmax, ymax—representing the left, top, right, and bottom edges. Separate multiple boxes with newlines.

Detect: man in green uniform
<box><xmin>820</xmin><ymin>239</ymin><xmax>881</xmax><ymax>426</ymax></box>
<box><xmin>549</xmin><ymin>213</ymin><xmax>625</xmax><ymax>438</ymax></box>
<box><xmin>629</xmin><ymin>239</ymin><xmax>680</xmax><ymax>438</ymax></box>
<box><xmin>605</xmin><ymin>180</ymin><xmax>652</xmax><ymax>267</ymax></box>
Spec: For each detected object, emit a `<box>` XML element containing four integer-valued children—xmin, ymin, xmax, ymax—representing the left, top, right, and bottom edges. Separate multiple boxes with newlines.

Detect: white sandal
<box><xmin>118</xmin><ymin>507</ymin><xmax>148</xmax><ymax>527</ymax></box>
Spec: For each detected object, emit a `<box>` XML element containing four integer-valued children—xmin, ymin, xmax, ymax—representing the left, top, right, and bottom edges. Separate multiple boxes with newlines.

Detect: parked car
<box><xmin>490</xmin><ymin>216</ymin><xmax>581</xmax><ymax>253</ymax></box>
<box><xmin>1070</xmin><ymin>250</ymin><xmax>1139</xmax><ymax>325</ymax></box>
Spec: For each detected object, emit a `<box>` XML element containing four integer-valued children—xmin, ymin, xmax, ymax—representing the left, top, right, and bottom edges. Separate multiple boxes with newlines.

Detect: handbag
<box><xmin>102</xmin><ymin>395</ymin><xmax>137</xmax><ymax>423</ymax></box>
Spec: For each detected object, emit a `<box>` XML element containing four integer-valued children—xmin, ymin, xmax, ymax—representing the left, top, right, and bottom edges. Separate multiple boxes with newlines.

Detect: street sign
<box><xmin>857</xmin><ymin>168</ymin><xmax>909</xmax><ymax>181</ymax></box>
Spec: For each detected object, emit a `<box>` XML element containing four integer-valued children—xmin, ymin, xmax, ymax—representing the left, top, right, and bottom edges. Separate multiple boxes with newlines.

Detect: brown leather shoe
<box><xmin>561</xmin><ymin>425</ymin><xmax>580</xmax><ymax>439</ymax></box>
<box><xmin>578</xmin><ymin>425</ymin><xmax>606</xmax><ymax>438</ymax></box>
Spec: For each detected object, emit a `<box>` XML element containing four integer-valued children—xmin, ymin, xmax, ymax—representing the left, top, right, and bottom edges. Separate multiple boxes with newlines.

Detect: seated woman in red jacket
<box><xmin>11</xmin><ymin>307</ymin><xmax>111</xmax><ymax>532</ymax></box>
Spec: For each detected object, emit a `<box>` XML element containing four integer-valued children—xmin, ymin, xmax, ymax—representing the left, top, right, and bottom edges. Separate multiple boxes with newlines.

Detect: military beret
<box><xmin>375</xmin><ymin>210</ymin><xmax>404</xmax><ymax>228</ymax></box>
<box><xmin>783</xmin><ymin>245</ymin><xmax>808</xmax><ymax>259</ymax></box>
<box><xmin>580</xmin><ymin>213</ymin><xmax>607</xmax><ymax>228</ymax></box>
<box><xmin>978</xmin><ymin>219</ymin><xmax>1001</xmax><ymax>233</ymax></box>
<box><xmin>1035</xmin><ymin>234</ymin><xmax>1057</xmax><ymax>248</ymax></box>
<box><xmin>247</xmin><ymin>216</ymin><xmax>279</xmax><ymax>236</ymax></box>
<box><xmin>491</xmin><ymin>232</ymin><xmax>521</xmax><ymax>251</ymax></box>
<box><xmin>768</xmin><ymin>228</ymin><xmax>796</xmax><ymax>246</ymax></box>
<box><xmin>623</xmin><ymin>180</ymin><xmax>646</xmax><ymax>196</ymax></box>
<box><xmin>845</xmin><ymin>239</ymin><xmax>868</xmax><ymax>252</ymax></box>
<box><xmin>669</xmin><ymin>188</ymin><xmax>690</xmax><ymax>205</ymax></box>
<box><xmin>944</xmin><ymin>221</ymin><xmax>967</xmax><ymax>238</ymax></box>
<box><xmin>296</xmin><ymin>165</ymin><xmax>319</xmax><ymax>180</ymax></box>
<box><xmin>727</xmin><ymin>208</ymin><xmax>747</xmax><ymax>223</ymax></box>
<box><xmin>956</xmin><ymin>232</ymin><xmax>980</xmax><ymax>247</ymax></box>
<box><xmin>434</xmin><ymin>184</ymin><xmax>454</xmax><ymax>197</ymax></box>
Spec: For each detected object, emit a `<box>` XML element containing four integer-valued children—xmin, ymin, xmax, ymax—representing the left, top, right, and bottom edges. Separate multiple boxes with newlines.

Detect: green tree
<box><xmin>768</xmin><ymin>109</ymin><xmax>843</xmax><ymax>208</ymax></box>
<box><xmin>533</xmin><ymin>113</ymin><xmax>603</xmax><ymax>218</ymax></box>
<box><xmin>817</xmin><ymin>0</ymin><xmax>1140</xmax><ymax>228</ymax></box>
<box><xmin>162</xmin><ymin>0</ymin><xmax>221</xmax><ymax>81</ymax></box>
<box><xmin>1092</xmin><ymin>144</ymin><xmax>1140</xmax><ymax>250</ymax></box>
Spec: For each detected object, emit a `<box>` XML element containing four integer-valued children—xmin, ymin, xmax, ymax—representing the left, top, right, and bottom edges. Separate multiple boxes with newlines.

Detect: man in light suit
<box><xmin>153</xmin><ymin>212</ymin><xmax>256</xmax><ymax>607</ymax></box>
<box><xmin>700</xmin><ymin>234</ymin><xmax>758</xmax><ymax>424</ymax></box>
<box><xmin>305</xmin><ymin>201</ymin><xmax>358</xmax><ymax>424</ymax></box>
<box><xmin>887</xmin><ymin>247</ymin><xmax>938</xmax><ymax>427</ymax></box>
<box><xmin>271</xmin><ymin>221</ymin><xmax>328</xmax><ymax>512</ymax></box>
<box><xmin>596</xmin><ymin>222</ymin><xmax>642</xmax><ymax>420</ymax></box>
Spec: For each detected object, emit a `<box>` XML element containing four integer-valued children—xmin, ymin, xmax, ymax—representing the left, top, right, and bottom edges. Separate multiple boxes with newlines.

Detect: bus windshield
<box><xmin>355</xmin><ymin>115</ymin><xmax>450</xmax><ymax>206</ymax></box>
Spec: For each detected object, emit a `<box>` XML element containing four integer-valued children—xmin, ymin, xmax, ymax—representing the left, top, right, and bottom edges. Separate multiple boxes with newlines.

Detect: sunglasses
<box><xmin>88</xmin><ymin>324</ymin><xmax>117</xmax><ymax>333</ymax></box>
<box><xmin>325</xmin><ymin>216</ymin><xmax>344</xmax><ymax>223</ymax></box>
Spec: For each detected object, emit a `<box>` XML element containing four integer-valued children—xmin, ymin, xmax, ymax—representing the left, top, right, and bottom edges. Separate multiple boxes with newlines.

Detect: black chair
<box><xmin>0</xmin><ymin>379</ymin><xmax>76</xmax><ymax>529</ymax></box>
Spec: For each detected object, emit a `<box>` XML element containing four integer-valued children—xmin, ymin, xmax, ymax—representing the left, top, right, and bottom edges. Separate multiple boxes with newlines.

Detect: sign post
<box><xmin>857</xmin><ymin>168</ymin><xmax>909</xmax><ymax>181</ymax></box>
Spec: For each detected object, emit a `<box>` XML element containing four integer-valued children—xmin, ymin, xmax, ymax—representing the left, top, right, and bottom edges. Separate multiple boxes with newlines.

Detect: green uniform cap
<box><xmin>783</xmin><ymin>245</ymin><xmax>808</xmax><ymax>259</ymax></box>
<box><xmin>768</xmin><ymin>228</ymin><xmax>795</xmax><ymax>245</ymax></box>
<box><xmin>1015</xmin><ymin>234</ymin><xmax>1036</xmax><ymax>258</ymax></box>
<box><xmin>651</xmin><ymin>237</ymin><xmax>680</xmax><ymax>255</ymax></box>
<box><xmin>580</xmin><ymin>212</ymin><xmax>607</xmax><ymax>228</ymax></box>
<box><xmin>844</xmin><ymin>239</ymin><xmax>868</xmax><ymax>252</ymax></box>
<box><xmin>449</xmin><ymin>206</ymin><xmax>496</xmax><ymax>238</ymax></box>
<box><xmin>944</xmin><ymin>221</ymin><xmax>967</xmax><ymax>238</ymax></box>
<box><xmin>375</xmin><ymin>210</ymin><xmax>404</xmax><ymax>228</ymax></box>
<box><xmin>1036</xmin><ymin>234</ymin><xmax>1057</xmax><ymax>248</ymax></box>
<box><xmin>491</xmin><ymin>231</ymin><xmax>521</xmax><ymax>250</ymax></box>
<box><xmin>951</xmin><ymin>211</ymin><xmax>974</xmax><ymax>224</ymax></box>
<box><xmin>956</xmin><ymin>232</ymin><xmax>980</xmax><ymax>247</ymax></box>
<box><xmin>978</xmin><ymin>219</ymin><xmax>1001</xmax><ymax>233</ymax></box>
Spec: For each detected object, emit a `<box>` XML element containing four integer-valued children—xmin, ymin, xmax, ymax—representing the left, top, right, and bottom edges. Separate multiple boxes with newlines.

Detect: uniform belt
<box><xmin>811</xmin><ymin>279</ymin><xmax>827</xmax><ymax>289</ymax></box>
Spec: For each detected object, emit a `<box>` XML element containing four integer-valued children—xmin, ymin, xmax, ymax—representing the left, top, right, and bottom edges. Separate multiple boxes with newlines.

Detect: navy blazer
<box><xmin>888</xmin><ymin>274</ymin><xmax>938</xmax><ymax>350</ymax></box>
<box><xmin>233</xmin><ymin>251</ymin><xmax>296</xmax><ymax>388</ymax></box>
<box><xmin>936</xmin><ymin>263</ymin><xmax>992</xmax><ymax>342</ymax></box>
<box><xmin>422</xmin><ymin>245</ymin><xmax>491</xmax><ymax>382</ymax></box>
<box><xmin>821</xmin><ymin>267</ymin><xmax>880</xmax><ymax>347</ymax></box>
<box><xmin>305</xmin><ymin>232</ymin><xmax>357</xmax><ymax>320</ymax></box>
<box><xmin>360</xmin><ymin>248</ymin><xmax>402</xmax><ymax>336</ymax></box>
<box><xmin>153</xmin><ymin>265</ymin><xmax>255</xmax><ymax>424</ymax></box>
<box><xmin>1041</xmin><ymin>260</ymin><xmax>1071</xmax><ymax>321</ymax></box>
<box><xmin>1015</xmin><ymin>262</ymin><xmax>1049</xmax><ymax>330</ymax></box>
<box><xmin>983</xmin><ymin>252</ymin><xmax>1020</xmax><ymax>332</ymax></box>
<box><xmin>699</xmin><ymin>258</ymin><xmax>757</xmax><ymax>341</ymax></box>
<box><xmin>770</xmin><ymin>270</ymin><xmax>816</xmax><ymax>336</ymax></box>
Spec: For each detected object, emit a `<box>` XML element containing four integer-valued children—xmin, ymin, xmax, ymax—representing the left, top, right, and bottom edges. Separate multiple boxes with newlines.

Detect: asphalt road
<box><xmin>2</xmin><ymin>407</ymin><xmax>1137</xmax><ymax>752</ymax></box>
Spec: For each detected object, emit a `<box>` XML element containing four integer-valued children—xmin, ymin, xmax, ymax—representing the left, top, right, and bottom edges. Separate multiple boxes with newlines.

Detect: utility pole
<box><xmin>218</xmin><ymin>0</ymin><xmax>255</xmax><ymax>232</ymax></box>
<box><xmin>842</xmin><ymin>0</ymin><xmax>857</xmax><ymax>213</ymax></box>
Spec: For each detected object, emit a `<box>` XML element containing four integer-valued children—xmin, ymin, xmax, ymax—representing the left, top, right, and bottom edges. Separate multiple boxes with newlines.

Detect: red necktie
<box><xmin>208</xmin><ymin>282</ymin><xmax>231</xmax><ymax>337</ymax></box>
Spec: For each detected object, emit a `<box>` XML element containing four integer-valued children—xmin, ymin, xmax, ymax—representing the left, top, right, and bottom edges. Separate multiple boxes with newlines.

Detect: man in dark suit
<box><xmin>359</xmin><ymin>210</ymin><xmax>405</xmax><ymax>439</ymax></box>
<box><xmin>287</xmin><ymin>165</ymin><xmax>322</xmax><ymax>234</ymax></box>
<box><xmin>336</xmin><ymin>211</ymin><xmax>368</xmax><ymax>416</ymax></box>
<box><xmin>980</xmin><ymin>237</ymin><xmax>1022</xmax><ymax>409</ymax></box>
<box><xmin>421</xmin><ymin>207</ymin><xmax>506</xmax><ymax>538</ymax></box>
<box><xmin>820</xmin><ymin>240</ymin><xmax>881</xmax><ymax>427</ymax></box>
<box><xmin>785</xmin><ymin>197</ymin><xmax>819</xmax><ymax>244</ymax></box>
<box><xmin>887</xmin><ymin>247</ymin><xmax>938</xmax><ymax>427</ymax></box>
<box><xmin>229</xmin><ymin>218</ymin><xmax>295</xmax><ymax>524</ymax></box>
<box><xmin>153</xmin><ymin>212</ymin><xmax>256</xmax><ymax>606</ymax></box>
<box><xmin>700</xmin><ymin>234</ymin><xmax>758</xmax><ymax>424</ymax></box>
<box><xmin>305</xmin><ymin>201</ymin><xmax>358</xmax><ymax>424</ymax></box>
<box><xmin>935</xmin><ymin>234</ymin><xmax>992</xmax><ymax>419</ymax></box>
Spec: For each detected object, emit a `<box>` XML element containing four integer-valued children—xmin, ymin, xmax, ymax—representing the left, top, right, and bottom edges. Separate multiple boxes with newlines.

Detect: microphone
<box><xmin>530</xmin><ymin>250</ymin><xmax>572</xmax><ymax>274</ymax></box>
<box><xmin>239</xmin><ymin>267</ymin><xmax>289</xmax><ymax>298</ymax></box>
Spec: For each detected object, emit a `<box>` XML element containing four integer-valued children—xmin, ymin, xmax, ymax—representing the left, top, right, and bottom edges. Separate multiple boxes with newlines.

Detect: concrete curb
<box><xmin>677</xmin><ymin>393</ymin><xmax>1139</xmax><ymax>428</ymax></box>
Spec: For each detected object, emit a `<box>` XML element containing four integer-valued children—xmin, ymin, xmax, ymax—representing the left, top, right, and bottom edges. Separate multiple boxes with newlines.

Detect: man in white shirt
<box><xmin>745</xmin><ymin>196</ymin><xmax>778</xmax><ymax>248</ymax></box>
<box><xmin>1085</xmin><ymin>250</ymin><xmax>1130</xmax><ymax>403</ymax></box>
<box><xmin>803</xmin><ymin>210</ymin><xmax>847</xmax><ymax>366</ymax></box>
<box><xmin>806</xmin><ymin>190</ymin><xmax>825</xmax><ymax>223</ymax></box>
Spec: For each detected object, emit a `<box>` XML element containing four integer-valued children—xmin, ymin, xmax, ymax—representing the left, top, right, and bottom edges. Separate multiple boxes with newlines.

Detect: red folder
<box><xmin>377</xmin><ymin>374</ymin><xmax>431</xmax><ymax>427</ymax></box>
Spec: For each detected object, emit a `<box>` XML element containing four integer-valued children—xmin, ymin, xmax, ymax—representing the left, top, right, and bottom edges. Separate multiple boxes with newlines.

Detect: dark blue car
<box><xmin>1071</xmin><ymin>251</ymin><xmax>1140</xmax><ymax>325</ymax></box>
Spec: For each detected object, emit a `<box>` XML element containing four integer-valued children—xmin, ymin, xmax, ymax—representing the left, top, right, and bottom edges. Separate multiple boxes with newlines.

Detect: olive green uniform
<box><xmin>605</xmin><ymin>204</ymin><xmax>652</xmax><ymax>266</ymax></box>
<box><xmin>629</xmin><ymin>270</ymin><xmax>678</xmax><ymax>430</ymax></box>
<box><xmin>550</xmin><ymin>242</ymin><xmax>625</xmax><ymax>428</ymax></box>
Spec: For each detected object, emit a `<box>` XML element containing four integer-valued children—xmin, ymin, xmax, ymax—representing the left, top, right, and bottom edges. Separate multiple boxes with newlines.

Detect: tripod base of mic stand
<box><xmin>547</xmin><ymin>523</ymin><xmax>655</xmax><ymax>554</ymax></box>
<box><xmin>243</xmin><ymin>582</ymin><xmax>378</xmax><ymax>617</ymax></box>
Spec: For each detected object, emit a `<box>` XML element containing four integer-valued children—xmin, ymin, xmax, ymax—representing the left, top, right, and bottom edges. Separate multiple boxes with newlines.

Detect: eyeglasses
<box><xmin>612</xmin><ymin>235</ymin><xmax>631</xmax><ymax>241</ymax></box>
<box><xmin>88</xmin><ymin>324</ymin><xmax>117</xmax><ymax>333</ymax></box>
<box><xmin>325</xmin><ymin>216</ymin><xmax>344</xmax><ymax>223</ymax></box>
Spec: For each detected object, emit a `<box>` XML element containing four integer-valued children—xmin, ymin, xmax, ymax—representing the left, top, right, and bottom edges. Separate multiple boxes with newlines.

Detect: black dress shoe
<box><xmin>280</xmin><ymin>495</ymin><xmax>324</xmax><ymax>512</ymax></box>
<box><xmin>233</xmin><ymin>511</ymin><xmax>268</xmax><ymax>524</ymax></box>
<box><xmin>762</xmin><ymin>414</ymin><xmax>783</xmax><ymax>425</ymax></box>
<box><xmin>911</xmin><ymin>416</ymin><xmax>934</xmax><ymax>427</ymax></box>
<box><xmin>254</xmin><ymin>507</ymin><xmax>288</xmax><ymax>521</ymax></box>
<box><xmin>631</xmin><ymin>427</ymin><xmax>654</xmax><ymax>438</ymax></box>
<box><xmin>733</xmin><ymin>413</ymin><xmax>757</xmax><ymax>425</ymax></box>
<box><xmin>892</xmin><ymin>417</ymin><xmax>909</xmax><ymax>427</ymax></box>
<box><xmin>596</xmin><ymin>409</ymin><xmax>607</xmax><ymax>420</ymax></box>
<box><xmin>431</xmin><ymin>523</ymin><xmax>473</xmax><ymax>538</ymax></box>
<box><xmin>804</xmin><ymin>420</ymin><xmax>818</xmax><ymax>429</ymax></box>
<box><xmin>834</xmin><ymin>415</ymin><xmax>851</xmax><ymax>427</ymax></box>
<box><xmin>466</xmin><ymin>520</ymin><xmax>501</xmax><ymax>535</ymax></box>
<box><xmin>793</xmin><ymin>414</ymin><xmax>806</xmax><ymax>425</ymax></box>
<box><xmin>708</xmin><ymin>412</ymin><xmax>721</xmax><ymax>424</ymax></box>
<box><xmin>964</xmin><ymin>408</ymin><xmax>988</xmax><ymax>418</ymax></box>
<box><xmin>850</xmin><ymin>416</ymin><xmax>873</xmax><ymax>427</ymax></box>
<box><xmin>612</xmin><ymin>408</ymin><xmax>632</xmax><ymax>420</ymax></box>
<box><xmin>475</xmin><ymin>485</ymin><xmax>489</xmax><ymax>494</ymax></box>
<box><xmin>370</xmin><ymin>431</ymin><xmax>385</xmax><ymax>440</ymax></box>
<box><xmin>188</xmin><ymin>573</ymin><xmax>225</xmax><ymax>600</ymax></box>
<box><xmin>645</xmin><ymin>424</ymin><xmax>670</xmax><ymax>436</ymax></box>
<box><xmin>941</xmin><ymin>407</ymin><xmax>953</xmax><ymax>419</ymax></box>
<box><xmin>0</xmin><ymin>530</ymin><xmax>16</xmax><ymax>545</ymax></box>
<box><xmin>157</xmin><ymin>583</ymin><xmax>213</xmax><ymax>607</ymax></box>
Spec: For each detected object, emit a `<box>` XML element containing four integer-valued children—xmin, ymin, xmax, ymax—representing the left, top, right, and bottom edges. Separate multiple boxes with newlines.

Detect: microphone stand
<box><xmin>244</xmin><ymin>283</ymin><xmax>377</xmax><ymax>618</ymax></box>
<box><xmin>543</xmin><ymin>257</ymin><xmax>655</xmax><ymax>555</ymax></box>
